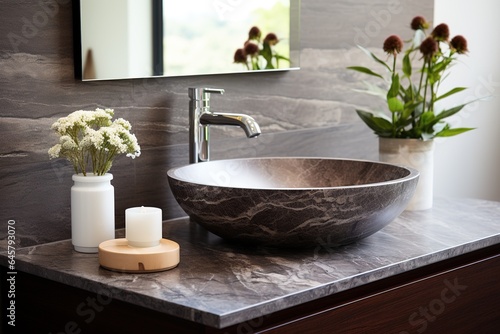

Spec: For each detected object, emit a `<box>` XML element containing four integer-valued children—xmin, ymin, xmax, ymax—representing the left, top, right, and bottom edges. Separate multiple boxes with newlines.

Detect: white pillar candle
<box><xmin>125</xmin><ymin>207</ymin><xmax>162</xmax><ymax>247</ymax></box>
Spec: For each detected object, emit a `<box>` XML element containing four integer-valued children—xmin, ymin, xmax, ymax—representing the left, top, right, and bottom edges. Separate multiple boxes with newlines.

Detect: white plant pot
<box><xmin>71</xmin><ymin>173</ymin><xmax>115</xmax><ymax>253</ymax></box>
<box><xmin>379</xmin><ymin>138</ymin><xmax>434</xmax><ymax>211</ymax></box>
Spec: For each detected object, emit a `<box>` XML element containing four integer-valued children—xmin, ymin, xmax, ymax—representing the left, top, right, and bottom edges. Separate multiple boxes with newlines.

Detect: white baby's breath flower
<box><xmin>112</xmin><ymin>118</ymin><xmax>132</xmax><ymax>131</ymax></box>
<box><xmin>92</xmin><ymin>108</ymin><xmax>114</xmax><ymax>124</ymax></box>
<box><xmin>126</xmin><ymin>133</ymin><xmax>141</xmax><ymax>159</ymax></box>
<box><xmin>81</xmin><ymin>128</ymin><xmax>103</xmax><ymax>149</ymax></box>
<box><xmin>48</xmin><ymin>144</ymin><xmax>61</xmax><ymax>159</ymax></box>
<box><xmin>49</xmin><ymin>108</ymin><xmax>140</xmax><ymax>176</ymax></box>
<box><xmin>99</xmin><ymin>127</ymin><xmax>126</xmax><ymax>153</ymax></box>
<box><xmin>60</xmin><ymin>135</ymin><xmax>77</xmax><ymax>150</ymax></box>
<box><xmin>51</xmin><ymin>117</ymin><xmax>72</xmax><ymax>135</ymax></box>
<box><xmin>127</xmin><ymin>150</ymin><xmax>141</xmax><ymax>159</ymax></box>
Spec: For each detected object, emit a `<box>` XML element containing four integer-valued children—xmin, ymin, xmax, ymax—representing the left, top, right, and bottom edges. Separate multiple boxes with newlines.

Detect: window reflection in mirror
<box><xmin>76</xmin><ymin>0</ymin><xmax>300</xmax><ymax>81</ymax></box>
<box><xmin>163</xmin><ymin>0</ymin><xmax>291</xmax><ymax>76</ymax></box>
<box><xmin>79</xmin><ymin>0</ymin><xmax>154</xmax><ymax>80</ymax></box>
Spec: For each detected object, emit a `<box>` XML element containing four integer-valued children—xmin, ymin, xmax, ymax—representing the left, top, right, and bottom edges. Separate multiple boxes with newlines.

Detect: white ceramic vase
<box><xmin>379</xmin><ymin>138</ymin><xmax>434</xmax><ymax>211</ymax></box>
<box><xmin>71</xmin><ymin>173</ymin><xmax>115</xmax><ymax>253</ymax></box>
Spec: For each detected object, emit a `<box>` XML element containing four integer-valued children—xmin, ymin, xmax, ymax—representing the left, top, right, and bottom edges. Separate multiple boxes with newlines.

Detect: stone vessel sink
<box><xmin>167</xmin><ymin>158</ymin><xmax>419</xmax><ymax>248</ymax></box>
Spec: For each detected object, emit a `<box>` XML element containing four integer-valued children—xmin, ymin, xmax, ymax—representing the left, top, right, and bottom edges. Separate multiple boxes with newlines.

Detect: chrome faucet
<box><xmin>188</xmin><ymin>87</ymin><xmax>261</xmax><ymax>163</ymax></box>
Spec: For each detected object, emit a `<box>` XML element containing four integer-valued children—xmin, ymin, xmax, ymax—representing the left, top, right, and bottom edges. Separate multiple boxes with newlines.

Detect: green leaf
<box><xmin>418</xmin><ymin>111</ymin><xmax>436</xmax><ymax>129</ymax></box>
<box><xmin>357</xmin><ymin>45</ymin><xmax>392</xmax><ymax>72</ymax></box>
<box><xmin>388</xmin><ymin>97</ymin><xmax>404</xmax><ymax>112</ymax></box>
<box><xmin>434</xmin><ymin>104</ymin><xmax>466</xmax><ymax>122</ymax></box>
<box><xmin>387</xmin><ymin>74</ymin><xmax>400</xmax><ymax>99</ymax></box>
<box><xmin>260</xmin><ymin>43</ymin><xmax>273</xmax><ymax>63</ymax></box>
<box><xmin>402</xmin><ymin>53</ymin><xmax>412</xmax><ymax>77</ymax></box>
<box><xmin>356</xmin><ymin>109</ymin><xmax>394</xmax><ymax>136</ymax></box>
<box><xmin>275</xmin><ymin>54</ymin><xmax>290</xmax><ymax>62</ymax></box>
<box><xmin>404</xmin><ymin>100</ymin><xmax>423</xmax><ymax>113</ymax></box>
<box><xmin>433</xmin><ymin>57</ymin><xmax>453</xmax><ymax>74</ymax></box>
<box><xmin>347</xmin><ymin>66</ymin><xmax>384</xmax><ymax>79</ymax></box>
<box><xmin>396</xmin><ymin>116</ymin><xmax>414</xmax><ymax>129</ymax></box>
<box><xmin>435</xmin><ymin>127</ymin><xmax>475</xmax><ymax>137</ymax></box>
<box><xmin>434</xmin><ymin>87</ymin><xmax>467</xmax><ymax>102</ymax></box>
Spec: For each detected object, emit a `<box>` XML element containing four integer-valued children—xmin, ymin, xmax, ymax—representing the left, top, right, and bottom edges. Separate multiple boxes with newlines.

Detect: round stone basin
<box><xmin>167</xmin><ymin>158</ymin><xmax>419</xmax><ymax>248</ymax></box>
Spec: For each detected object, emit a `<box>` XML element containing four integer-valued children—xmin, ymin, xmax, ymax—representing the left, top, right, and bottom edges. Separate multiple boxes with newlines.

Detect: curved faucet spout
<box><xmin>200</xmin><ymin>113</ymin><xmax>261</xmax><ymax>138</ymax></box>
<box><xmin>188</xmin><ymin>87</ymin><xmax>262</xmax><ymax>163</ymax></box>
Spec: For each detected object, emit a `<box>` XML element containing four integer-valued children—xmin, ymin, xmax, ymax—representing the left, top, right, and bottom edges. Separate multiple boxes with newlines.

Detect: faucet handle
<box><xmin>188</xmin><ymin>87</ymin><xmax>225</xmax><ymax>101</ymax></box>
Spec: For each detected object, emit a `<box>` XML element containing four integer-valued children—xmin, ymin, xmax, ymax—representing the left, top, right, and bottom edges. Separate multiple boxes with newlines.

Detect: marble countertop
<box><xmin>2</xmin><ymin>197</ymin><xmax>500</xmax><ymax>329</ymax></box>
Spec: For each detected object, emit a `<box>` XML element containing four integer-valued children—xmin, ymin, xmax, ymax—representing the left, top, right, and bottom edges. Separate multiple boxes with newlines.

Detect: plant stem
<box><xmin>422</xmin><ymin>59</ymin><xmax>430</xmax><ymax>114</ymax></box>
<box><xmin>391</xmin><ymin>54</ymin><xmax>397</xmax><ymax>137</ymax></box>
<box><xmin>415</xmin><ymin>56</ymin><xmax>427</xmax><ymax>129</ymax></box>
<box><xmin>429</xmin><ymin>66</ymin><xmax>435</xmax><ymax>113</ymax></box>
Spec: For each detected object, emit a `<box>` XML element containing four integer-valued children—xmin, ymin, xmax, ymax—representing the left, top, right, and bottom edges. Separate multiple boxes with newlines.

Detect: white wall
<box><xmin>81</xmin><ymin>0</ymin><xmax>153</xmax><ymax>79</ymax></box>
<box><xmin>127</xmin><ymin>0</ymin><xmax>152</xmax><ymax>77</ymax></box>
<box><xmin>81</xmin><ymin>0</ymin><xmax>128</xmax><ymax>79</ymax></box>
<box><xmin>434</xmin><ymin>0</ymin><xmax>500</xmax><ymax>201</ymax></box>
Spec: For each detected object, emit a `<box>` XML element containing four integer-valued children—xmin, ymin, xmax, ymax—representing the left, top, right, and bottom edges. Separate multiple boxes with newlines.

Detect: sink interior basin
<box><xmin>167</xmin><ymin>157</ymin><xmax>419</xmax><ymax>248</ymax></box>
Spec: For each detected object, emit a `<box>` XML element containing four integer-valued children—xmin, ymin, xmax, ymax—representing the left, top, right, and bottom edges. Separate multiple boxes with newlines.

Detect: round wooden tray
<box><xmin>98</xmin><ymin>238</ymin><xmax>180</xmax><ymax>273</ymax></box>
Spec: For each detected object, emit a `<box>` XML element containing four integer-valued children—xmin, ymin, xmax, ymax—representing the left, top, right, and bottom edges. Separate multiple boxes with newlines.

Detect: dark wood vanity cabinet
<box><xmin>242</xmin><ymin>245</ymin><xmax>500</xmax><ymax>334</ymax></box>
<box><xmin>2</xmin><ymin>244</ymin><xmax>499</xmax><ymax>334</ymax></box>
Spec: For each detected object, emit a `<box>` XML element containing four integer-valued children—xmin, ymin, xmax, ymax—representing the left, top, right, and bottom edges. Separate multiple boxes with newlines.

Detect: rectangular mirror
<box><xmin>73</xmin><ymin>0</ymin><xmax>300</xmax><ymax>81</ymax></box>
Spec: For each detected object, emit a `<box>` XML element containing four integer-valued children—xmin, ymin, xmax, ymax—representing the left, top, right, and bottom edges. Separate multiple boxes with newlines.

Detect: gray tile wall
<box><xmin>0</xmin><ymin>0</ymin><xmax>433</xmax><ymax>249</ymax></box>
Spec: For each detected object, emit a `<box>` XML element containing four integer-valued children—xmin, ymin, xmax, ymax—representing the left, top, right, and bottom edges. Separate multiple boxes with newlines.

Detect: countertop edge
<box><xmin>215</xmin><ymin>235</ymin><xmax>500</xmax><ymax>328</ymax></box>
<box><xmin>2</xmin><ymin>234</ymin><xmax>499</xmax><ymax>329</ymax></box>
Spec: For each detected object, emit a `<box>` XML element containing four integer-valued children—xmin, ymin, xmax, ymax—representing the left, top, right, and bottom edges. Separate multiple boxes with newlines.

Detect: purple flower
<box><xmin>383</xmin><ymin>35</ymin><xmax>403</xmax><ymax>55</ymax></box>
<box><xmin>264</xmin><ymin>33</ymin><xmax>279</xmax><ymax>46</ymax></box>
<box><xmin>450</xmin><ymin>35</ymin><xmax>468</xmax><ymax>54</ymax></box>
<box><xmin>431</xmin><ymin>23</ymin><xmax>450</xmax><ymax>41</ymax></box>
<box><xmin>411</xmin><ymin>16</ymin><xmax>429</xmax><ymax>30</ymax></box>
<box><xmin>244</xmin><ymin>41</ymin><xmax>259</xmax><ymax>56</ymax></box>
<box><xmin>419</xmin><ymin>36</ymin><xmax>438</xmax><ymax>59</ymax></box>
<box><xmin>233</xmin><ymin>48</ymin><xmax>247</xmax><ymax>63</ymax></box>
<box><xmin>248</xmin><ymin>26</ymin><xmax>261</xmax><ymax>41</ymax></box>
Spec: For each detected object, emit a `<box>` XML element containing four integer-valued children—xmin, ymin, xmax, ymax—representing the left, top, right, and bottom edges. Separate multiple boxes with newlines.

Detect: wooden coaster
<box><xmin>98</xmin><ymin>238</ymin><xmax>180</xmax><ymax>273</ymax></box>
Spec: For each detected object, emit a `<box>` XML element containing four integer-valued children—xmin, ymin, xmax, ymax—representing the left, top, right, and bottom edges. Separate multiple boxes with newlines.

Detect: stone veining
<box><xmin>168</xmin><ymin>157</ymin><xmax>419</xmax><ymax>247</ymax></box>
<box><xmin>1</xmin><ymin>198</ymin><xmax>499</xmax><ymax>329</ymax></box>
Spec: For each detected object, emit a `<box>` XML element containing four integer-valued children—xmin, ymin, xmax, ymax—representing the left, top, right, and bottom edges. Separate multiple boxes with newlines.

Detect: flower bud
<box><xmin>244</xmin><ymin>41</ymin><xmax>259</xmax><ymax>57</ymax></box>
<box><xmin>248</xmin><ymin>26</ymin><xmax>261</xmax><ymax>41</ymax></box>
<box><xmin>419</xmin><ymin>36</ymin><xmax>438</xmax><ymax>59</ymax></box>
<box><xmin>383</xmin><ymin>35</ymin><xmax>403</xmax><ymax>55</ymax></box>
<box><xmin>410</xmin><ymin>16</ymin><xmax>429</xmax><ymax>30</ymax></box>
<box><xmin>233</xmin><ymin>48</ymin><xmax>247</xmax><ymax>63</ymax></box>
<box><xmin>264</xmin><ymin>33</ymin><xmax>279</xmax><ymax>46</ymax></box>
<box><xmin>450</xmin><ymin>35</ymin><xmax>468</xmax><ymax>54</ymax></box>
<box><xmin>431</xmin><ymin>23</ymin><xmax>450</xmax><ymax>41</ymax></box>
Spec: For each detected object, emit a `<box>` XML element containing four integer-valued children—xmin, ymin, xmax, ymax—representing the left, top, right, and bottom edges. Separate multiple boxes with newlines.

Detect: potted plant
<box><xmin>233</xmin><ymin>26</ymin><xmax>290</xmax><ymax>70</ymax></box>
<box><xmin>348</xmin><ymin>16</ymin><xmax>472</xmax><ymax>210</ymax></box>
<box><xmin>49</xmin><ymin>108</ymin><xmax>141</xmax><ymax>252</ymax></box>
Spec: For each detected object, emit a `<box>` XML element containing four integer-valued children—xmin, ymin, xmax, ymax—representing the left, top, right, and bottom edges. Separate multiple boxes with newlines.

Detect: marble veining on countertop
<box><xmin>2</xmin><ymin>197</ymin><xmax>500</xmax><ymax>328</ymax></box>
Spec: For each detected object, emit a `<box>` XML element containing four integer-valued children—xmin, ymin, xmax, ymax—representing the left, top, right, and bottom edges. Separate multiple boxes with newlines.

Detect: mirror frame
<box><xmin>73</xmin><ymin>0</ymin><xmax>301</xmax><ymax>81</ymax></box>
